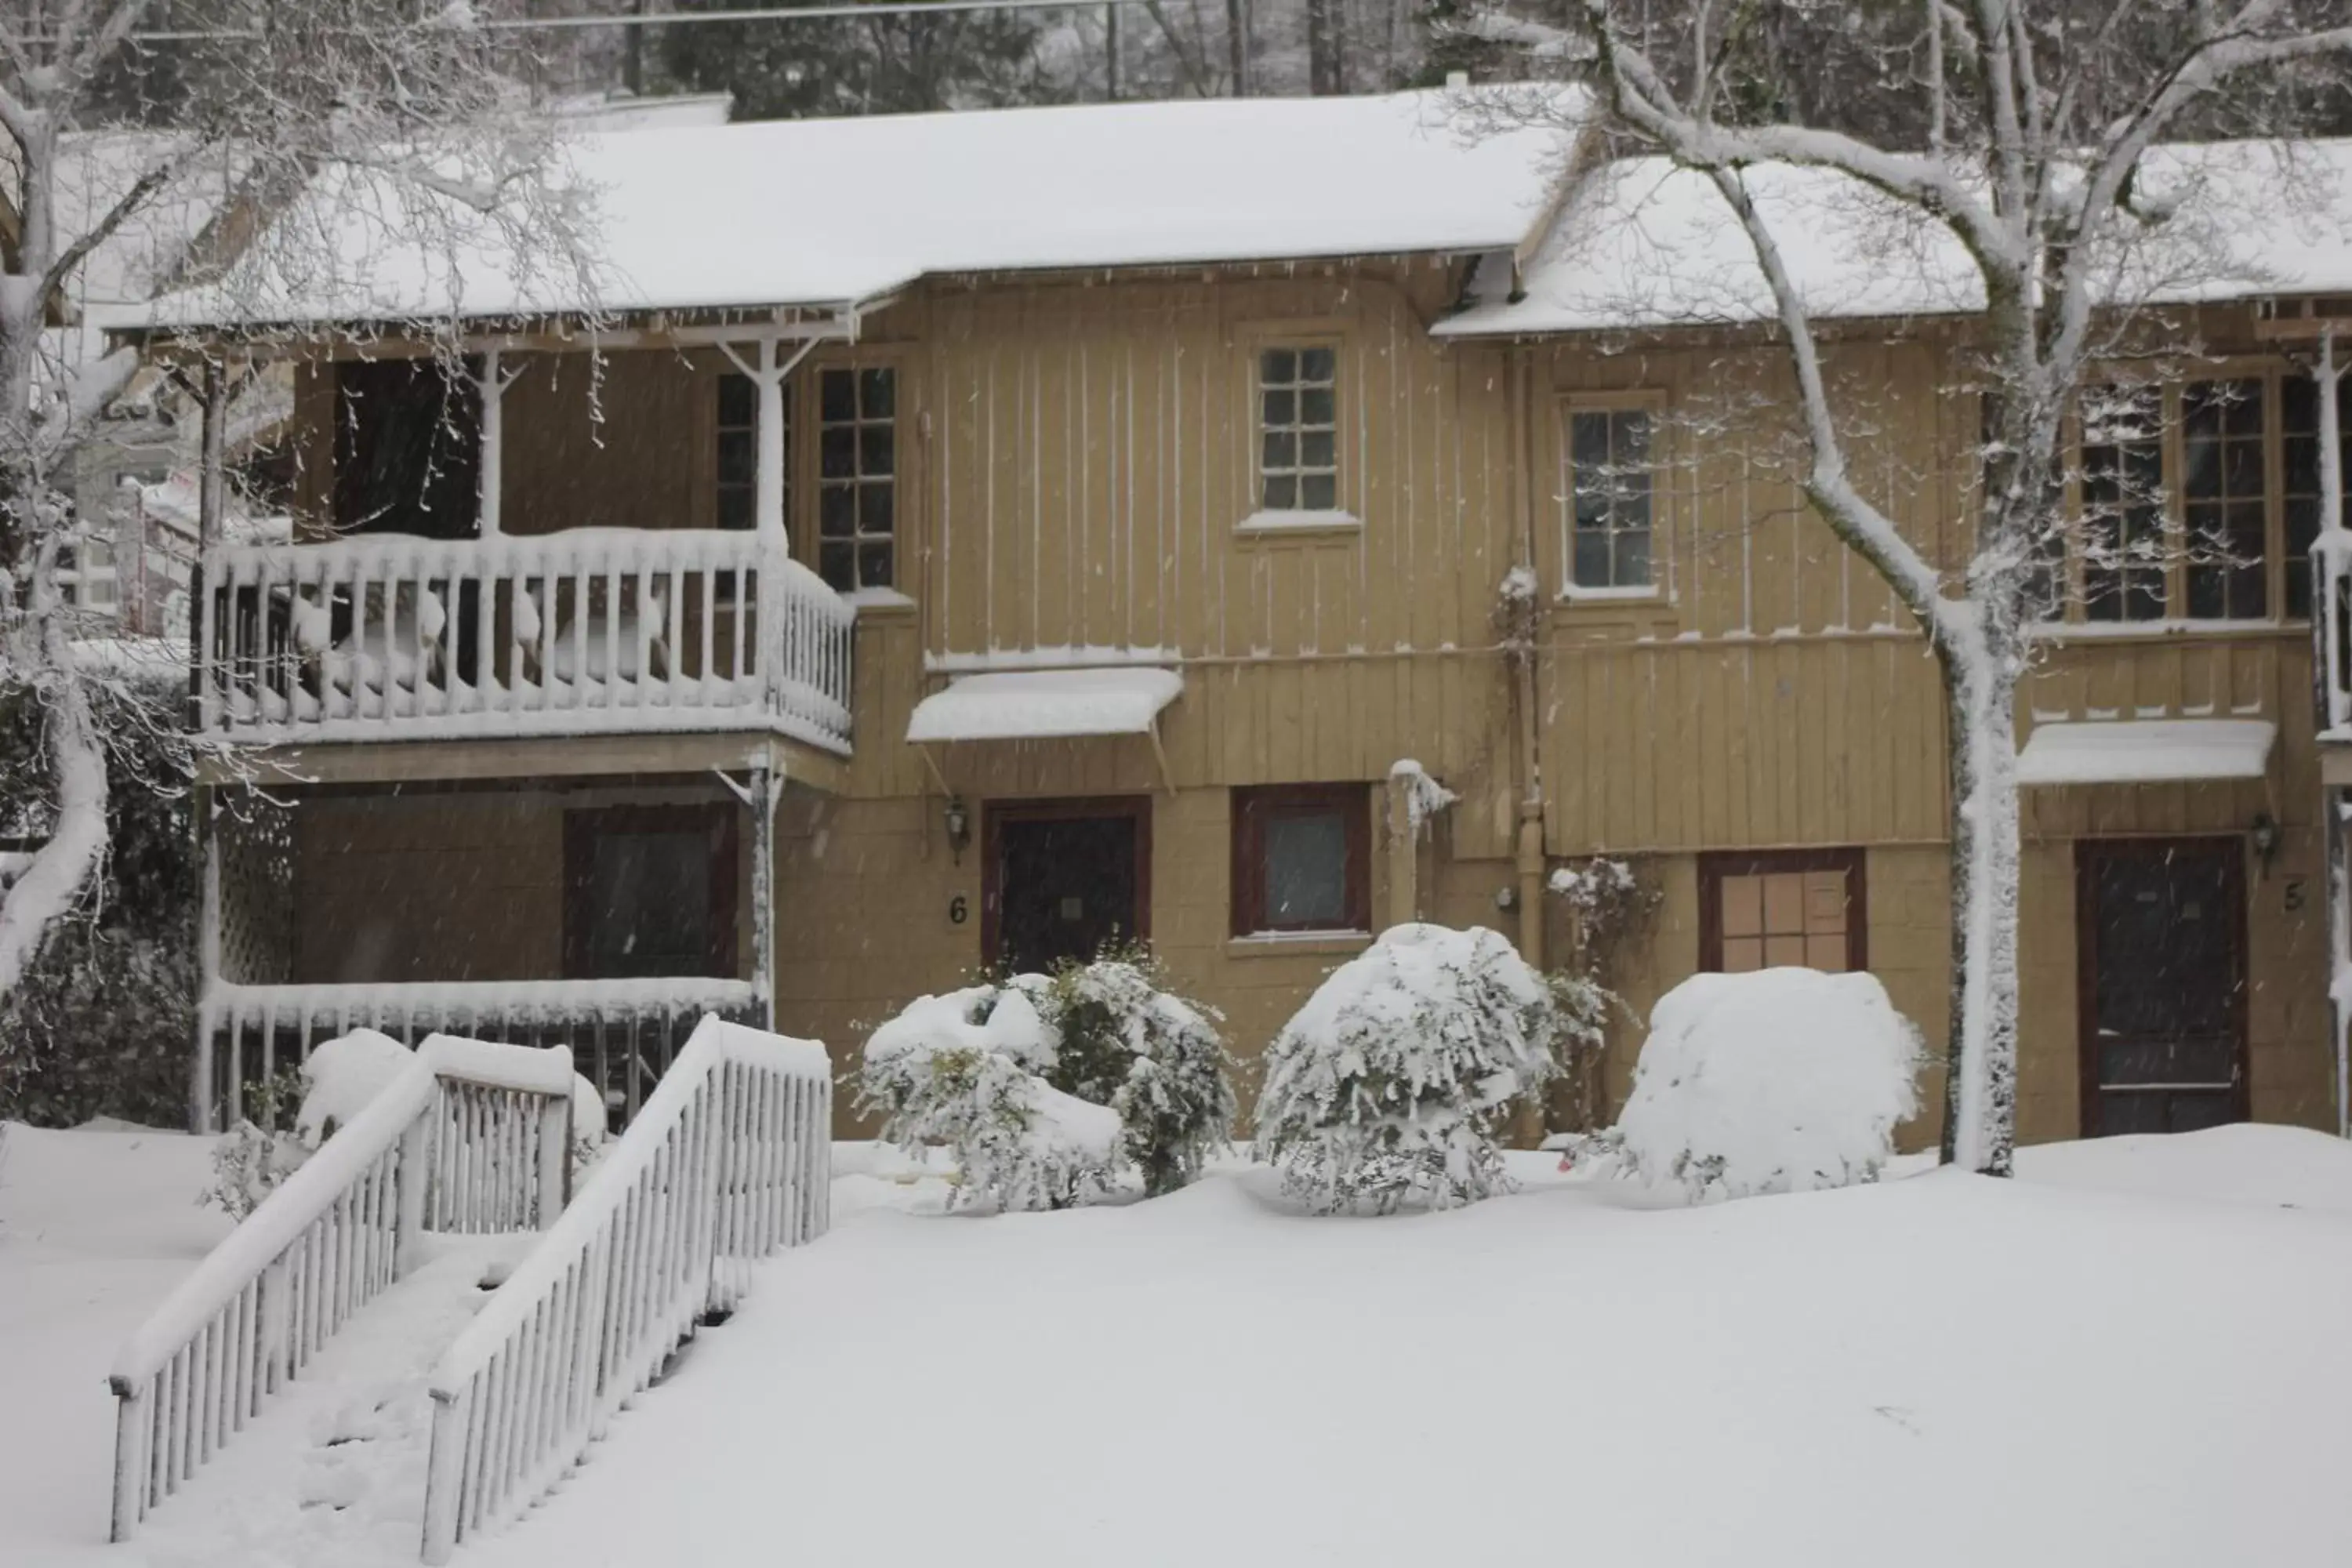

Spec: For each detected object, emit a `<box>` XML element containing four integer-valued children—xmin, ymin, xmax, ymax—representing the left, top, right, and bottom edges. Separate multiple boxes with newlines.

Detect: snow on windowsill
<box><xmin>2027</xmin><ymin>616</ymin><xmax>2306</xmax><ymax>641</ymax></box>
<box><xmin>1555</xmin><ymin>583</ymin><xmax>1666</xmax><ymax>606</ymax></box>
<box><xmin>1226</xmin><ymin>930</ymin><xmax>1374</xmax><ymax>959</ymax></box>
<box><xmin>843</xmin><ymin>586</ymin><xmax>916</xmax><ymax>615</ymax></box>
<box><xmin>1235</xmin><ymin>509</ymin><xmax>1363</xmax><ymax>538</ymax></box>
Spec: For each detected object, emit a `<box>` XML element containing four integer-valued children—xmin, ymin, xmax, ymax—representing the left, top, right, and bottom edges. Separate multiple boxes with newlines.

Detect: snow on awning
<box><xmin>906</xmin><ymin>668</ymin><xmax>1185</xmax><ymax>746</ymax></box>
<box><xmin>2014</xmin><ymin>718</ymin><xmax>2277</xmax><ymax>786</ymax></box>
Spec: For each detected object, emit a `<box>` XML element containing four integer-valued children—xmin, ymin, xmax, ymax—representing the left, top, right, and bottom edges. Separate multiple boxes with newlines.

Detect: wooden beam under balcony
<box><xmin>195</xmin><ymin>729</ymin><xmax>849</xmax><ymax>793</ymax></box>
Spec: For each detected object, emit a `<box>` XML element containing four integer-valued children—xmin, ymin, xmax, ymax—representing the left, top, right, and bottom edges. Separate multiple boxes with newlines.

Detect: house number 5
<box><xmin>949</xmin><ymin>895</ymin><xmax>969</xmax><ymax>925</ymax></box>
<box><xmin>2285</xmin><ymin>878</ymin><xmax>2309</xmax><ymax>913</ymax></box>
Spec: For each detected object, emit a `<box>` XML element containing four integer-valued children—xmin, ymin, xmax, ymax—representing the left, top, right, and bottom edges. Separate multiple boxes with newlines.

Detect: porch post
<box><xmin>753</xmin><ymin>338</ymin><xmax>787</xmax><ymax>550</ymax></box>
<box><xmin>750</xmin><ymin>761</ymin><xmax>777</xmax><ymax>1033</ymax></box>
<box><xmin>2311</xmin><ymin>332</ymin><xmax>2352</xmax><ymax>1138</ymax></box>
<box><xmin>475</xmin><ymin>350</ymin><xmax>518</xmax><ymax>539</ymax></box>
<box><xmin>191</xmin><ymin>786</ymin><xmax>220</xmax><ymax>1133</ymax></box>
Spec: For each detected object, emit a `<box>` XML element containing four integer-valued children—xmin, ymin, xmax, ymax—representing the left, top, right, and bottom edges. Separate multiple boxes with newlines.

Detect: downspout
<box><xmin>1512</xmin><ymin>344</ymin><xmax>1546</xmax><ymax>968</ymax></box>
<box><xmin>2310</xmin><ymin>328</ymin><xmax>2351</xmax><ymax>1138</ymax></box>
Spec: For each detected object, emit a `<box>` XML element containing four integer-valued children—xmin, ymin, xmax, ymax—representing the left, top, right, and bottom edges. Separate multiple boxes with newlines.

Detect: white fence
<box><xmin>419</xmin><ymin>1016</ymin><xmax>831</xmax><ymax>1563</ymax></box>
<box><xmin>198</xmin><ymin>977</ymin><xmax>761</xmax><ymax>1131</ymax></box>
<box><xmin>107</xmin><ymin>1038</ymin><xmax>578</xmax><ymax>1542</ymax></box>
<box><xmin>195</xmin><ymin>528</ymin><xmax>855</xmax><ymax>751</ymax></box>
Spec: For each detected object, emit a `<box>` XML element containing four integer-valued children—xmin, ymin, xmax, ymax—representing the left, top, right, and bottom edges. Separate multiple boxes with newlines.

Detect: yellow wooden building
<box><xmin>142</xmin><ymin>90</ymin><xmax>2352</xmax><ymax>1147</ymax></box>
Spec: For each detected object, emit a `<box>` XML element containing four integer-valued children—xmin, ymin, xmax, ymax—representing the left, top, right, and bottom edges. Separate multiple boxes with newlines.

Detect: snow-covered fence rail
<box><xmin>108</xmin><ymin>1038</ymin><xmax>578</xmax><ymax>1543</ymax></box>
<box><xmin>419</xmin><ymin>1016</ymin><xmax>830</xmax><ymax>1564</ymax></box>
<box><xmin>197</xmin><ymin>977</ymin><xmax>761</xmax><ymax>1133</ymax></box>
<box><xmin>194</xmin><ymin>528</ymin><xmax>855</xmax><ymax>751</ymax></box>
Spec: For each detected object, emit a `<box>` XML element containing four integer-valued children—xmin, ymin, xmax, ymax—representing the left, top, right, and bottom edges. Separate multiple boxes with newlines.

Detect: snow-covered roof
<box><xmin>1441</xmin><ymin>138</ymin><xmax>2352</xmax><ymax>337</ymax></box>
<box><xmin>906</xmin><ymin>668</ymin><xmax>1185</xmax><ymax>745</ymax></box>
<box><xmin>2015</xmin><ymin>717</ymin><xmax>2277</xmax><ymax>787</ymax></box>
<box><xmin>122</xmin><ymin>90</ymin><xmax>1582</xmax><ymax>331</ymax></box>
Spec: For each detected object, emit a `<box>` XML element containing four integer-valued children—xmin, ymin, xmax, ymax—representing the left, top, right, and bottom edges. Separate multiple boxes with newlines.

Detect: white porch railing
<box><xmin>195</xmin><ymin>528</ymin><xmax>855</xmax><ymax>752</ymax></box>
<box><xmin>108</xmin><ymin>1037</ymin><xmax>578</xmax><ymax>1542</ymax></box>
<box><xmin>198</xmin><ymin>977</ymin><xmax>761</xmax><ymax>1131</ymax></box>
<box><xmin>419</xmin><ymin>1015</ymin><xmax>831</xmax><ymax>1563</ymax></box>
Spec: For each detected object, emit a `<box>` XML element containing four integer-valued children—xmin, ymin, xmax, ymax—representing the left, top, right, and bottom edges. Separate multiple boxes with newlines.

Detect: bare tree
<box><xmin>0</xmin><ymin>1</ymin><xmax>600</xmax><ymax>1003</ymax></box>
<box><xmin>1475</xmin><ymin>0</ymin><xmax>2352</xmax><ymax>1174</ymax></box>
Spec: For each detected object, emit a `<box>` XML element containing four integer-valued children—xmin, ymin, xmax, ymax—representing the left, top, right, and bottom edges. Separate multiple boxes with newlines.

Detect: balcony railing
<box><xmin>194</xmin><ymin>528</ymin><xmax>855</xmax><ymax>752</ymax></box>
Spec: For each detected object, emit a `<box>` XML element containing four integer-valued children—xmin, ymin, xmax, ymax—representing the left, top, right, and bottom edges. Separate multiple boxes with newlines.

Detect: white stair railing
<box><xmin>108</xmin><ymin>1037</ymin><xmax>577</xmax><ymax>1543</ymax></box>
<box><xmin>419</xmin><ymin>1015</ymin><xmax>831</xmax><ymax>1564</ymax></box>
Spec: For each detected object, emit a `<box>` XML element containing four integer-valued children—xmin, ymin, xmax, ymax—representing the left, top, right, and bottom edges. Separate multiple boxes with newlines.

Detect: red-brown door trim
<box><xmin>980</xmin><ymin>794</ymin><xmax>1154</xmax><ymax>969</ymax></box>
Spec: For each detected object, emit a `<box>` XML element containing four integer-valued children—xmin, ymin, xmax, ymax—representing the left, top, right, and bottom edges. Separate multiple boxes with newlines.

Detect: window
<box><xmin>1566</xmin><ymin>407</ymin><xmax>1653</xmax><ymax>590</ymax></box>
<box><xmin>1700</xmin><ymin>849</ymin><xmax>1865</xmax><ymax>974</ymax></box>
<box><xmin>2079</xmin><ymin>389</ymin><xmax>2167</xmax><ymax>622</ymax></box>
<box><xmin>56</xmin><ymin>538</ymin><xmax>118</xmax><ymax>614</ymax></box>
<box><xmin>817</xmin><ymin>366</ymin><xmax>895</xmax><ymax>592</ymax></box>
<box><xmin>1231</xmin><ymin>785</ymin><xmax>1370</xmax><ymax>936</ymax></box>
<box><xmin>2282</xmin><ymin>371</ymin><xmax>2351</xmax><ymax>619</ymax></box>
<box><xmin>1258</xmin><ymin>347</ymin><xmax>1339</xmax><ymax>512</ymax></box>
<box><xmin>715</xmin><ymin>372</ymin><xmax>789</xmax><ymax>534</ymax></box>
<box><xmin>2183</xmin><ymin>379</ymin><xmax>2268</xmax><ymax>619</ymax></box>
<box><xmin>333</xmin><ymin>358</ymin><xmax>481</xmax><ymax>539</ymax></box>
<box><xmin>564</xmin><ymin>806</ymin><xmax>737</xmax><ymax>980</ymax></box>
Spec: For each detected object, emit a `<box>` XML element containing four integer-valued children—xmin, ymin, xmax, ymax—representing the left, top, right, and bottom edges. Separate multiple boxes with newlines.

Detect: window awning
<box><xmin>906</xmin><ymin>668</ymin><xmax>1184</xmax><ymax>745</ymax></box>
<box><xmin>2014</xmin><ymin>718</ymin><xmax>2277</xmax><ymax>786</ymax></box>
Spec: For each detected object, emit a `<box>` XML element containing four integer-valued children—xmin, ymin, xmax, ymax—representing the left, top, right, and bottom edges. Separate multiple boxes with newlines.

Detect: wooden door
<box><xmin>983</xmin><ymin>797</ymin><xmax>1152</xmax><ymax>974</ymax></box>
<box><xmin>2076</xmin><ymin>839</ymin><xmax>2249</xmax><ymax>1137</ymax></box>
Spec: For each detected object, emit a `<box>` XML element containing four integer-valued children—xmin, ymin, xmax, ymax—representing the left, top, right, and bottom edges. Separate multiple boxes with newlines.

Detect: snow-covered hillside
<box><xmin>5</xmin><ymin>1122</ymin><xmax>2350</xmax><ymax>1566</ymax></box>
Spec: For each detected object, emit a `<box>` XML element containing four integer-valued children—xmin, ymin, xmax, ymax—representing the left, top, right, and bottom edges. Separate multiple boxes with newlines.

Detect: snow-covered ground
<box><xmin>5</xmin><ymin>1121</ymin><xmax>2351</xmax><ymax>1566</ymax></box>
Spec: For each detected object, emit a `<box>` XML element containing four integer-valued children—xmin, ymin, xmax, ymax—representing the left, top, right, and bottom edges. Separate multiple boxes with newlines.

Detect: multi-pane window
<box><xmin>1566</xmin><ymin>407</ymin><xmax>1654</xmax><ymax>590</ymax></box>
<box><xmin>2080</xmin><ymin>389</ymin><xmax>2167</xmax><ymax>622</ymax></box>
<box><xmin>2282</xmin><ymin>372</ymin><xmax>2352</xmax><ymax>619</ymax></box>
<box><xmin>2183</xmin><ymin>379</ymin><xmax>2269</xmax><ymax>619</ymax></box>
<box><xmin>1230</xmin><ymin>785</ymin><xmax>1370</xmax><ymax>935</ymax></box>
<box><xmin>1701</xmin><ymin>850</ymin><xmax>1864</xmax><ymax>974</ymax></box>
<box><xmin>818</xmin><ymin>366</ymin><xmax>895</xmax><ymax>592</ymax></box>
<box><xmin>1258</xmin><ymin>347</ymin><xmax>1339</xmax><ymax>511</ymax></box>
<box><xmin>714</xmin><ymin>372</ymin><xmax>789</xmax><ymax>535</ymax></box>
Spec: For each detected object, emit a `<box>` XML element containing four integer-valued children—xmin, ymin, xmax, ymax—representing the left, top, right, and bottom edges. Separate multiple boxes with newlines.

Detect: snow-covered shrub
<box><xmin>201</xmin><ymin>1065</ymin><xmax>308</xmax><ymax>1220</ymax></box>
<box><xmin>1614</xmin><ymin>968</ymin><xmax>1922</xmax><ymax>1201</ymax></box>
<box><xmin>1255</xmin><ymin>923</ymin><xmax>1567</xmax><ymax>1214</ymax></box>
<box><xmin>293</xmin><ymin>1028</ymin><xmax>415</xmax><ymax>1145</ymax></box>
<box><xmin>858</xmin><ymin>955</ymin><xmax>1233</xmax><ymax>1210</ymax></box>
<box><xmin>1031</xmin><ymin>956</ymin><xmax>1234</xmax><ymax>1196</ymax></box>
<box><xmin>859</xmin><ymin>987</ymin><xmax>1122</xmax><ymax>1210</ymax></box>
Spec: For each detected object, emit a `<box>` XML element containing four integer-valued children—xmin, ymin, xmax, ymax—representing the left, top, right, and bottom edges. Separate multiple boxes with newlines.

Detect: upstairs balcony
<box><xmin>188</xmin><ymin>335</ymin><xmax>868</xmax><ymax>758</ymax></box>
<box><xmin>194</xmin><ymin>526</ymin><xmax>855</xmax><ymax>753</ymax></box>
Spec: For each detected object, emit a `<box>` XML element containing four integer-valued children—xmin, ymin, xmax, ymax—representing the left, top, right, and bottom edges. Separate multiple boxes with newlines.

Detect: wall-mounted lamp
<box><xmin>2251</xmin><ymin>811</ymin><xmax>2281</xmax><ymax>877</ymax></box>
<box><xmin>943</xmin><ymin>796</ymin><xmax>971</xmax><ymax>866</ymax></box>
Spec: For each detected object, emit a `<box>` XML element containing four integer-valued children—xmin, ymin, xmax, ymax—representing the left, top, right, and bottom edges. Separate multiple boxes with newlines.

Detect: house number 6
<box><xmin>949</xmin><ymin>895</ymin><xmax>968</xmax><ymax>925</ymax></box>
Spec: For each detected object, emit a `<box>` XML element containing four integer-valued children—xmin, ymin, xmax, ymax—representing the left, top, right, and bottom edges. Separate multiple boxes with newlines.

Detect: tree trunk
<box><xmin>0</xmin><ymin>646</ymin><xmax>111</xmax><ymax>999</ymax></box>
<box><xmin>1938</xmin><ymin>641</ymin><xmax>2022</xmax><ymax>1175</ymax></box>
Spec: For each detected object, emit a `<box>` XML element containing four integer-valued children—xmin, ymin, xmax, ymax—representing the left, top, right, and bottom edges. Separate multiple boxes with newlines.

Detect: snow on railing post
<box><xmin>396</xmin><ymin>1109</ymin><xmax>433</xmax><ymax>1275</ymax></box>
<box><xmin>535</xmin><ymin>1085</ymin><xmax>572</xmax><ymax>1223</ymax></box>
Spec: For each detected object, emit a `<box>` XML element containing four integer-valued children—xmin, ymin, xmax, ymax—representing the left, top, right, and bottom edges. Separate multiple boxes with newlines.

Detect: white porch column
<box><xmin>474</xmin><ymin>350</ymin><xmax>520</xmax><ymax>539</ymax></box>
<box><xmin>750</xmin><ymin>762</ymin><xmax>777</xmax><ymax>1033</ymax></box>
<box><xmin>2313</xmin><ymin>332</ymin><xmax>2352</xmax><ymax>1138</ymax></box>
<box><xmin>753</xmin><ymin>337</ymin><xmax>788</xmax><ymax>550</ymax></box>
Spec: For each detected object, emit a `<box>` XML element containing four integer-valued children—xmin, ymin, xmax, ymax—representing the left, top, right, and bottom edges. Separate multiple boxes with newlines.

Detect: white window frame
<box><xmin>1559</xmin><ymin>399</ymin><xmax>1661</xmax><ymax>601</ymax></box>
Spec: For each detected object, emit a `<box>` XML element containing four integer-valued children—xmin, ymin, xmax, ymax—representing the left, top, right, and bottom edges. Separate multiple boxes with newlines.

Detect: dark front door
<box><xmin>2077</xmin><ymin>839</ymin><xmax>2249</xmax><ymax>1137</ymax></box>
<box><xmin>985</xmin><ymin>798</ymin><xmax>1150</xmax><ymax>974</ymax></box>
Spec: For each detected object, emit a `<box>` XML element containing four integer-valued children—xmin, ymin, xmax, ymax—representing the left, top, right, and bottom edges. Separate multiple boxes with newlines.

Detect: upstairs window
<box><xmin>2283</xmin><ymin>371</ymin><xmax>2352</xmax><ymax>619</ymax></box>
<box><xmin>715</xmin><ymin>372</ymin><xmax>789</xmax><ymax>535</ymax></box>
<box><xmin>818</xmin><ymin>366</ymin><xmax>895</xmax><ymax>592</ymax></box>
<box><xmin>2183</xmin><ymin>379</ymin><xmax>2269</xmax><ymax>619</ymax></box>
<box><xmin>1258</xmin><ymin>347</ymin><xmax>1339</xmax><ymax>512</ymax></box>
<box><xmin>1231</xmin><ymin>784</ymin><xmax>1370</xmax><ymax>935</ymax></box>
<box><xmin>2079</xmin><ymin>389</ymin><xmax>2167</xmax><ymax>622</ymax></box>
<box><xmin>1565</xmin><ymin>407</ymin><xmax>1653</xmax><ymax>591</ymax></box>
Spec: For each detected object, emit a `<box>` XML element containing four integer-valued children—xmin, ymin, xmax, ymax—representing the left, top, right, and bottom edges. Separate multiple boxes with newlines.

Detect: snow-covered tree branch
<box><xmin>0</xmin><ymin>0</ymin><xmax>601</xmax><ymax>1003</ymax></box>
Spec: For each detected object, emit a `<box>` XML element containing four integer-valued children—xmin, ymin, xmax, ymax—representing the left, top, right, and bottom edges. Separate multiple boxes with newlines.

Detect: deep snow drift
<box><xmin>5</xmin><ymin>1120</ymin><xmax>2350</xmax><ymax>1567</ymax></box>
